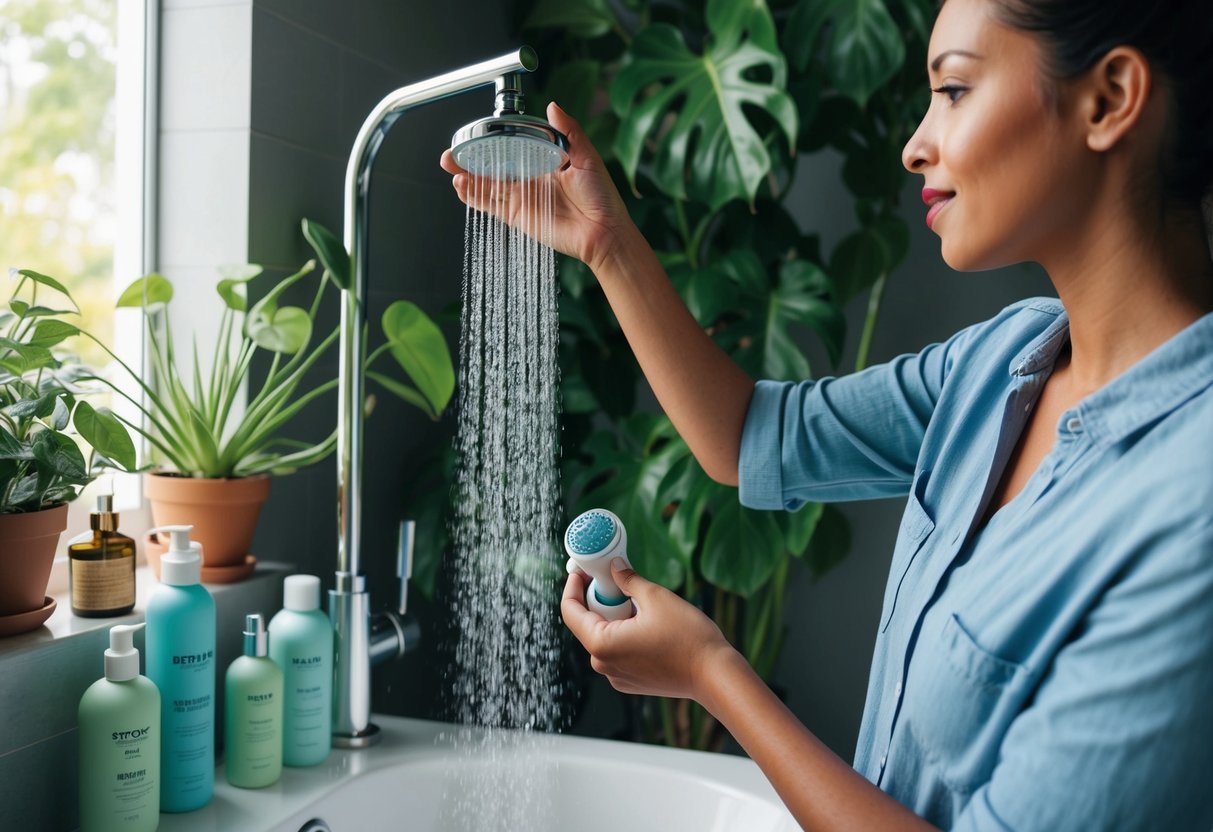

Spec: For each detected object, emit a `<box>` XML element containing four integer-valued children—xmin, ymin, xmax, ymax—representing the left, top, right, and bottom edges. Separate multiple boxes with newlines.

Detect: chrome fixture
<box><xmin>332</xmin><ymin>47</ymin><xmax>567</xmax><ymax>748</ymax></box>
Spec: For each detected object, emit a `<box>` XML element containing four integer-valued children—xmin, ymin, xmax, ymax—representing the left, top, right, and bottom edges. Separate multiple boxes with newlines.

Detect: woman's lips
<box><xmin>922</xmin><ymin>188</ymin><xmax>954</xmax><ymax>230</ymax></box>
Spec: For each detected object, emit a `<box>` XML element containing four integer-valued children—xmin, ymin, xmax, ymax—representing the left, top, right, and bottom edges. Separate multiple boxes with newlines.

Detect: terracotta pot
<box><xmin>0</xmin><ymin>503</ymin><xmax>68</xmax><ymax>617</ymax></box>
<box><xmin>144</xmin><ymin>473</ymin><xmax>270</xmax><ymax>571</ymax></box>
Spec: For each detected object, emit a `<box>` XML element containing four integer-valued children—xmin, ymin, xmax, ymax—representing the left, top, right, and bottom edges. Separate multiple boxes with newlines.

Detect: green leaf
<box><xmin>700</xmin><ymin>494</ymin><xmax>784</xmax><ymax>596</ymax></box>
<box><xmin>576</xmin><ymin>415</ymin><xmax>688</xmax><ymax>589</ymax></box>
<box><xmin>804</xmin><ymin>503</ymin><xmax>851</xmax><ymax>579</ymax></box>
<box><xmin>366</xmin><ymin>370</ymin><xmax>436</xmax><ymax>421</ymax></box>
<box><xmin>31</xmin><ymin>429</ymin><xmax>87</xmax><ymax>485</ymax></box>
<box><xmin>116</xmin><ymin>273</ymin><xmax>174</xmax><ymax>308</ymax></box>
<box><xmin>780</xmin><ymin>500</ymin><xmax>824</xmax><ymax>556</ymax></box>
<box><xmin>786</xmin><ymin>0</ymin><xmax>906</xmax><ymax>107</ymax></box>
<box><xmin>830</xmin><ymin>227</ymin><xmax>891</xmax><ymax>302</ymax></box>
<box><xmin>523</xmin><ymin>0</ymin><xmax>616</xmax><ymax>39</ymax></box>
<box><xmin>0</xmin><ymin>427</ymin><xmax>32</xmax><ymax>460</ymax></box>
<box><xmin>49</xmin><ymin>395</ymin><xmax>70</xmax><ymax>431</ymax></box>
<box><xmin>610</xmin><ymin>0</ymin><xmax>798</xmax><ymax>210</ymax></box>
<box><xmin>16</xmin><ymin>269</ymin><xmax>78</xmax><ymax>310</ymax></box>
<box><xmin>28</xmin><ymin>319</ymin><xmax>80</xmax><ymax>348</ymax></box>
<box><xmin>301</xmin><ymin>218</ymin><xmax>350</xmax><ymax>290</ymax></box>
<box><xmin>216</xmin><ymin>264</ymin><xmax>264</xmax><ymax>312</ymax></box>
<box><xmin>670</xmin><ymin>262</ymin><xmax>739</xmax><ymax>327</ymax></box>
<box><xmin>381</xmin><ymin>301</ymin><xmax>454</xmax><ymax>418</ymax></box>
<box><xmin>247</xmin><ymin>305</ymin><xmax>312</xmax><ymax>355</ymax></box>
<box><xmin>74</xmin><ymin>402</ymin><xmax>137</xmax><ymax>472</ymax></box>
<box><xmin>0</xmin><ymin>338</ymin><xmax>55</xmax><ymax>372</ymax></box>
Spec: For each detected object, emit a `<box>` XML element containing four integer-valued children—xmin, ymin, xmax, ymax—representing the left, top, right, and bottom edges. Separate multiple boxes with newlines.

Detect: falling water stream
<box><xmin>441</xmin><ymin>136</ymin><xmax>565</xmax><ymax>831</ymax></box>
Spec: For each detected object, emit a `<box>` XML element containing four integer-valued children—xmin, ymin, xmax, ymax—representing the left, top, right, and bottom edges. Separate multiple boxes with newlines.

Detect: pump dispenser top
<box><xmin>104</xmin><ymin>623</ymin><xmax>144</xmax><ymax>682</ymax></box>
<box><xmin>149</xmin><ymin>525</ymin><xmax>203</xmax><ymax>586</ymax></box>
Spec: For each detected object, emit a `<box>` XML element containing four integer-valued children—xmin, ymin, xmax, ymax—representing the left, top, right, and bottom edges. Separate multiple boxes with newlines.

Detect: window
<box><xmin>1</xmin><ymin>0</ymin><xmax>156</xmax><ymax>581</ymax></box>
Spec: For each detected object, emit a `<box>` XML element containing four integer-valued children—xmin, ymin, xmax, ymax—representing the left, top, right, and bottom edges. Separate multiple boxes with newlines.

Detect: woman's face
<box><xmin>902</xmin><ymin>0</ymin><xmax>1091</xmax><ymax>271</ymax></box>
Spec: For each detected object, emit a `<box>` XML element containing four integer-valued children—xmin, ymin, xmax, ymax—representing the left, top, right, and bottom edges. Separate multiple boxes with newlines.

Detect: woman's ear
<box><xmin>1082</xmin><ymin>46</ymin><xmax>1154</xmax><ymax>153</ymax></box>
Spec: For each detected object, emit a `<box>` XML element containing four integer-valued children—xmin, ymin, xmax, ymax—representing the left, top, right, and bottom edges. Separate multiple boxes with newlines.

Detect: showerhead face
<box><xmin>451</xmin><ymin>114</ymin><xmax>569</xmax><ymax>180</ymax></box>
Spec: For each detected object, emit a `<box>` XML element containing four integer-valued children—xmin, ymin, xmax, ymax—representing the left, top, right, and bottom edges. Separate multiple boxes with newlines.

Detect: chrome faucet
<box><xmin>330</xmin><ymin>47</ymin><xmax>566</xmax><ymax>748</ymax></box>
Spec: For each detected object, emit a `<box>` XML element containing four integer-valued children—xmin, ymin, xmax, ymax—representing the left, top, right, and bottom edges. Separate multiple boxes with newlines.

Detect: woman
<box><xmin>442</xmin><ymin>0</ymin><xmax>1213</xmax><ymax>827</ymax></box>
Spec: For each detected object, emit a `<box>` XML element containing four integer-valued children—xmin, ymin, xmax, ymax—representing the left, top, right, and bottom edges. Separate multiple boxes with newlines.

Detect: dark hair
<box><xmin>985</xmin><ymin>0</ymin><xmax>1213</xmax><ymax>212</ymax></box>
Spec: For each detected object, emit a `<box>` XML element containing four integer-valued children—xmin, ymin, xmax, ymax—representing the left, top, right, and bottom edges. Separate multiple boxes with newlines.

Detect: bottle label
<box><xmin>71</xmin><ymin>556</ymin><xmax>135</xmax><ymax>610</ymax></box>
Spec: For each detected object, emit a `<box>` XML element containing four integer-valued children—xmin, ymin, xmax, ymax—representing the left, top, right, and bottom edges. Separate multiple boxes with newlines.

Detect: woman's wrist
<box><xmin>587</xmin><ymin>221</ymin><xmax>653</xmax><ymax>283</ymax></box>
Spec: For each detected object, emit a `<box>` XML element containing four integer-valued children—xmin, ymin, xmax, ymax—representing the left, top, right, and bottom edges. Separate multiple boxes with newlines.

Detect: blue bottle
<box><xmin>146</xmin><ymin>525</ymin><xmax>215</xmax><ymax>812</ymax></box>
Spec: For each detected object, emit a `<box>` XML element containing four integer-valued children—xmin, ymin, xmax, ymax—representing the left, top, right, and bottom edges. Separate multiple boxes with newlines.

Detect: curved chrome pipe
<box><xmin>332</xmin><ymin>48</ymin><xmax>539</xmax><ymax>747</ymax></box>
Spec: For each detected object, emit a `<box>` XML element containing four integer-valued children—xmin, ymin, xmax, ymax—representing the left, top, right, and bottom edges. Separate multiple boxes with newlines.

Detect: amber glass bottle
<box><xmin>69</xmin><ymin>494</ymin><xmax>136</xmax><ymax>617</ymax></box>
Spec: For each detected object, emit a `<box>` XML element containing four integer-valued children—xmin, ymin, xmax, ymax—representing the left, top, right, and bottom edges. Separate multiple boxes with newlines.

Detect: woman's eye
<box><xmin>931</xmin><ymin>85</ymin><xmax>968</xmax><ymax>104</ymax></box>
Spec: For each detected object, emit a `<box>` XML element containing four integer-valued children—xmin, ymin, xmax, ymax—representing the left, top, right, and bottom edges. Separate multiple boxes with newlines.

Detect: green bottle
<box><xmin>224</xmin><ymin>613</ymin><xmax>283</xmax><ymax>788</ymax></box>
<box><xmin>78</xmin><ymin>623</ymin><xmax>160</xmax><ymax>832</ymax></box>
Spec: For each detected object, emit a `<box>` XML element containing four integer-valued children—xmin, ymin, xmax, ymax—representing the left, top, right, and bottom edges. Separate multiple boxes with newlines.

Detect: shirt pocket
<box><xmin>907</xmin><ymin>612</ymin><xmax>1029</xmax><ymax>794</ymax></box>
<box><xmin>880</xmin><ymin>472</ymin><xmax>936</xmax><ymax>632</ymax></box>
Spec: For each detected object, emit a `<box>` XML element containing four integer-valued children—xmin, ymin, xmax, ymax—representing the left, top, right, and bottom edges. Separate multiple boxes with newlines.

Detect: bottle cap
<box><xmin>105</xmin><ymin>623</ymin><xmax>144</xmax><ymax>682</ymax></box>
<box><xmin>243</xmin><ymin>613</ymin><xmax>268</xmax><ymax>657</ymax></box>
<box><xmin>90</xmin><ymin>493</ymin><xmax>119</xmax><ymax>532</ymax></box>
<box><xmin>283</xmin><ymin>574</ymin><xmax>321</xmax><ymax>611</ymax></box>
<box><xmin>149</xmin><ymin>525</ymin><xmax>203</xmax><ymax>586</ymax></box>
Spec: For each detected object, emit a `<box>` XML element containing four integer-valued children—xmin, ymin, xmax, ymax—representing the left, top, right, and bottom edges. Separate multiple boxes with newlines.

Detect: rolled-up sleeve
<box><xmin>739</xmin><ymin>332</ymin><xmax>969</xmax><ymax>510</ymax></box>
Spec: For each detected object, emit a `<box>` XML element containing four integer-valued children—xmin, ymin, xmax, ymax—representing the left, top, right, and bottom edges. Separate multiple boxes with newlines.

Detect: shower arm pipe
<box><xmin>337</xmin><ymin>46</ymin><xmax>537</xmax><ymax>583</ymax></box>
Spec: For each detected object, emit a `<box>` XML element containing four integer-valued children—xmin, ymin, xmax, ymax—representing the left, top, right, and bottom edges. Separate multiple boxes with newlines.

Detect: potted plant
<box><xmin>83</xmin><ymin>219</ymin><xmax>455</xmax><ymax>582</ymax></box>
<box><xmin>0</xmin><ymin>269</ymin><xmax>137</xmax><ymax>635</ymax></box>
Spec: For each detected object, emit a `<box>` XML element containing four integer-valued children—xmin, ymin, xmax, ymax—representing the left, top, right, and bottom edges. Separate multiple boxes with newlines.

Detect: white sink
<box><xmin>156</xmin><ymin>716</ymin><xmax>798</xmax><ymax>831</ymax></box>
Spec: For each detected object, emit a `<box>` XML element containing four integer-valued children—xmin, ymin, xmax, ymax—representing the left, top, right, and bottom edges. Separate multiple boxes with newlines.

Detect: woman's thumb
<box><xmin>610</xmin><ymin>558</ymin><xmax>645</xmax><ymax>597</ymax></box>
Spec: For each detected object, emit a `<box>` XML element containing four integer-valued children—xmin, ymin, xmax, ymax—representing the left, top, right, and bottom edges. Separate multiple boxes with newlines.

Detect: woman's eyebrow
<box><xmin>930</xmin><ymin>49</ymin><xmax>984</xmax><ymax>72</ymax></box>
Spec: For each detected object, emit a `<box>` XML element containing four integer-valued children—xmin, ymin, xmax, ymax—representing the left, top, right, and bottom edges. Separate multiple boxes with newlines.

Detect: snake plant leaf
<box><xmin>700</xmin><ymin>492</ymin><xmax>785</xmax><ymax>597</ymax></box>
<box><xmin>216</xmin><ymin>264</ymin><xmax>264</xmax><ymax>312</ymax></box>
<box><xmin>523</xmin><ymin>0</ymin><xmax>616</xmax><ymax>39</ymax></box>
<box><xmin>611</xmin><ymin>0</ymin><xmax>798</xmax><ymax>210</ymax></box>
<box><xmin>301</xmin><ymin>218</ymin><xmax>350</xmax><ymax>291</ymax></box>
<box><xmin>382</xmin><ymin>301</ymin><xmax>454</xmax><ymax>419</ymax></box>
<box><xmin>15</xmin><ymin>269</ymin><xmax>78</xmax><ymax>310</ymax></box>
<box><xmin>116</xmin><ymin>273</ymin><xmax>174</xmax><ymax>308</ymax></box>
<box><xmin>74</xmin><ymin>402</ymin><xmax>138</xmax><ymax>473</ymax></box>
<box><xmin>785</xmin><ymin>0</ymin><xmax>905</xmax><ymax>108</ymax></box>
<box><xmin>28</xmin><ymin>320</ymin><xmax>80</xmax><ymax>348</ymax></box>
<box><xmin>246</xmin><ymin>305</ymin><xmax>312</xmax><ymax>355</ymax></box>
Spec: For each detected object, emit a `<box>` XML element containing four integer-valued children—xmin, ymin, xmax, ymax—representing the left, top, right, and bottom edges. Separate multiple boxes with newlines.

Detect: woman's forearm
<box><xmin>697</xmin><ymin>647</ymin><xmax>938</xmax><ymax>831</ymax></box>
<box><xmin>592</xmin><ymin>226</ymin><xmax>755</xmax><ymax>485</ymax></box>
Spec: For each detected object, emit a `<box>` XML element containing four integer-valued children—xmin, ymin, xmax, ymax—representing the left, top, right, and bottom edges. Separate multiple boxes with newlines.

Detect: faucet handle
<box><xmin>396</xmin><ymin>519</ymin><xmax>415</xmax><ymax>616</ymax></box>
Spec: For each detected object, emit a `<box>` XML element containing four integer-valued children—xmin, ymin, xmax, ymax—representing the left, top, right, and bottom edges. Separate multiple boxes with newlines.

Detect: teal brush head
<box><xmin>566</xmin><ymin>510</ymin><xmax>618</xmax><ymax>555</ymax></box>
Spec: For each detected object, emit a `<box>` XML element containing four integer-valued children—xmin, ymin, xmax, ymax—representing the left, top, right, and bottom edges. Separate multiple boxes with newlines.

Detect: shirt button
<box><xmin>894</xmin><ymin>678</ymin><xmax>903</xmax><ymax>698</ymax></box>
<box><xmin>879</xmin><ymin>752</ymin><xmax>888</xmax><ymax>770</ymax></box>
<box><xmin>1024</xmin><ymin>402</ymin><xmax>1032</xmax><ymax>412</ymax></box>
<box><xmin>1066</xmin><ymin>417</ymin><xmax>1082</xmax><ymax>431</ymax></box>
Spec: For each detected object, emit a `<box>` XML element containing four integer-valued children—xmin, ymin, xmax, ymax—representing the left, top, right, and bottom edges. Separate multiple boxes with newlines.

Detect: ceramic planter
<box><xmin>144</xmin><ymin>472</ymin><xmax>270</xmax><ymax>583</ymax></box>
<box><xmin>0</xmin><ymin>503</ymin><xmax>68</xmax><ymax>635</ymax></box>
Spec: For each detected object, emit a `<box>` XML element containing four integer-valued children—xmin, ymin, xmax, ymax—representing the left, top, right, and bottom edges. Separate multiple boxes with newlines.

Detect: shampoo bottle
<box><xmin>225</xmin><ymin>613</ymin><xmax>283</xmax><ymax>788</ymax></box>
<box><xmin>269</xmin><ymin>574</ymin><xmax>333</xmax><ymax>766</ymax></box>
<box><xmin>145</xmin><ymin>525</ymin><xmax>215</xmax><ymax>812</ymax></box>
<box><xmin>78</xmin><ymin>623</ymin><xmax>160</xmax><ymax>832</ymax></box>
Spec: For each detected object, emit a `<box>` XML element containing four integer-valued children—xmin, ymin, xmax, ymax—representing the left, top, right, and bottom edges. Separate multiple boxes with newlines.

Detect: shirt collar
<box><xmin>1081</xmin><ymin>310</ymin><xmax>1213</xmax><ymax>447</ymax></box>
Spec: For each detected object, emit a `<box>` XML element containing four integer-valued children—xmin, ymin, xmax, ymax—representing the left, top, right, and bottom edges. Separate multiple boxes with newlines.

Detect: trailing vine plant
<box><xmin>505</xmin><ymin>0</ymin><xmax>936</xmax><ymax>750</ymax></box>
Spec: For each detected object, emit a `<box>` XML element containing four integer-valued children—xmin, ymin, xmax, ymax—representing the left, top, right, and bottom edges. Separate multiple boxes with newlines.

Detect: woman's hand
<box><xmin>561</xmin><ymin>559</ymin><xmax>734</xmax><ymax>701</ymax></box>
<box><xmin>440</xmin><ymin>102</ymin><xmax>636</xmax><ymax>274</ymax></box>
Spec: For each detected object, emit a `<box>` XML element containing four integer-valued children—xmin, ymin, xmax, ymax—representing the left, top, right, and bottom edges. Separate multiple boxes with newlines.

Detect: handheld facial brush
<box><xmin>564</xmin><ymin>508</ymin><xmax>635</xmax><ymax>621</ymax></box>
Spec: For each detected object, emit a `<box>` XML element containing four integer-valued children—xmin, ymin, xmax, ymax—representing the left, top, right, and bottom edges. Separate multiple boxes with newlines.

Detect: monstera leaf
<box><xmin>785</xmin><ymin>0</ymin><xmax>906</xmax><ymax>107</ymax></box>
<box><xmin>611</xmin><ymin>0</ymin><xmax>798</xmax><ymax>210</ymax></box>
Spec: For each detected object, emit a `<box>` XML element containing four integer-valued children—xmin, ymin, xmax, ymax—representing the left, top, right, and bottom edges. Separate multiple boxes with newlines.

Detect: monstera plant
<box><xmin>404</xmin><ymin>0</ymin><xmax>933</xmax><ymax>746</ymax></box>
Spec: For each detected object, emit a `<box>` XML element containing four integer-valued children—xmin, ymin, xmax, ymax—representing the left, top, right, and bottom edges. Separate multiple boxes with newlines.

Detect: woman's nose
<box><xmin>902</xmin><ymin>118</ymin><xmax>935</xmax><ymax>173</ymax></box>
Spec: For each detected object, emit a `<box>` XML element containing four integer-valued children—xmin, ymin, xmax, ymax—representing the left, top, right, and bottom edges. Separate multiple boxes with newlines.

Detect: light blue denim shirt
<box><xmin>739</xmin><ymin>298</ymin><xmax>1213</xmax><ymax>830</ymax></box>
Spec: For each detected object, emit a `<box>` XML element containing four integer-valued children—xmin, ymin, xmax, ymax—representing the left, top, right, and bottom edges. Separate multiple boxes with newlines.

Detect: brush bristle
<box><xmin>566</xmin><ymin>510</ymin><xmax>616</xmax><ymax>555</ymax></box>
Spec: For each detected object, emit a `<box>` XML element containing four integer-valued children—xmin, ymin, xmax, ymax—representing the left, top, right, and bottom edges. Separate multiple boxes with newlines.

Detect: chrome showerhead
<box><xmin>450</xmin><ymin>73</ymin><xmax>569</xmax><ymax>179</ymax></box>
